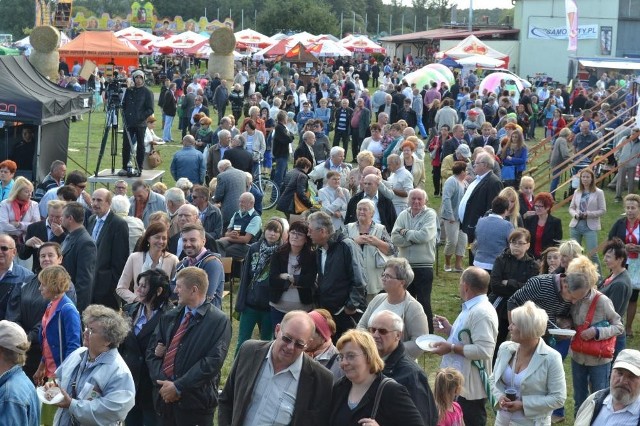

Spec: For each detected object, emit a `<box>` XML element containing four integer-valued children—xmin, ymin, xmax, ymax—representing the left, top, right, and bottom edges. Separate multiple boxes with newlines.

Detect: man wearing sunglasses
<box><xmin>369</xmin><ymin>310</ymin><xmax>438</xmax><ymax>426</ymax></box>
<box><xmin>219</xmin><ymin>310</ymin><xmax>333</xmax><ymax>426</ymax></box>
<box><xmin>0</xmin><ymin>234</ymin><xmax>35</xmax><ymax>319</ymax></box>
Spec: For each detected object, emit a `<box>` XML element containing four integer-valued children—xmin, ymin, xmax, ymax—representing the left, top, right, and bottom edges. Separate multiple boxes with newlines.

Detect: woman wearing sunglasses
<box><xmin>356</xmin><ymin>258</ymin><xmax>428</xmax><ymax>359</ymax></box>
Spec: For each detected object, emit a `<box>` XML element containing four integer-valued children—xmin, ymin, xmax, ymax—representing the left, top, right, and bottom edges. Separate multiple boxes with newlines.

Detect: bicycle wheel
<box><xmin>259</xmin><ymin>177</ymin><xmax>279</xmax><ymax>210</ymax></box>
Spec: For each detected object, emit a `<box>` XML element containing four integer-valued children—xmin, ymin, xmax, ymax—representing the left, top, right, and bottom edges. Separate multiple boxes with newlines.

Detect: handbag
<box><xmin>370</xmin><ymin>377</ymin><xmax>393</xmax><ymax>419</ymax></box>
<box><xmin>294</xmin><ymin>192</ymin><xmax>310</xmax><ymax>214</ymax></box>
<box><xmin>375</xmin><ymin>249</ymin><xmax>390</xmax><ymax>269</ymax></box>
<box><xmin>501</xmin><ymin>165</ymin><xmax>516</xmax><ymax>181</ymax></box>
<box><xmin>570</xmin><ymin>292</ymin><xmax>616</xmax><ymax>358</ymax></box>
<box><xmin>147</xmin><ymin>149</ymin><xmax>162</xmax><ymax>169</ymax></box>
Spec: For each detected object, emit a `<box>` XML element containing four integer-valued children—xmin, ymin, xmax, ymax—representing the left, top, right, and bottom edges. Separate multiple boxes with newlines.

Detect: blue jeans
<box><xmin>550</xmin><ymin>337</ymin><xmax>570</xmax><ymax>418</ymax></box>
<box><xmin>572</xmin><ymin>359</ymin><xmax>611</xmax><ymax>415</ymax></box>
<box><xmin>550</xmin><ymin>169</ymin><xmax>561</xmax><ymax>200</ymax></box>
<box><xmin>416</xmin><ymin>119</ymin><xmax>428</xmax><ymax>138</ymax></box>
<box><xmin>273</xmin><ymin>156</ymin><xmax>288</xmax><ymax>191</ymax></box>
<box><xmin>163</xmin><ymin>115</ymin><xmax>174</xmax><ymax>141</ymax></box>
<box><xmin>570</xmin><ymin>221</ymin><xmax>600</xmax><ymax>271</ymax></box>
<box><xmin>614</xmin><ymin>333</ymin><xmax>626</xmax><ymax>361</ymax></box>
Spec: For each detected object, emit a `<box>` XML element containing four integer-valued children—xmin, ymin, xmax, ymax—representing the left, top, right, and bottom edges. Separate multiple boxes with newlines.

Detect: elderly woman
<box><xmin>330</xmin><ymin>329</ymin><xmax>424</xmax><ymax>426</ymax></box>
<box><xmin>50</xmin><ymin>304</ymin><xmax>135</xmax><ymax>425</ymax></box>
<box><xmin>474</xmin><ymin>196</ymin><xmax>514</xmax><ymax>273</ymax></box>
<box><xmin>491</xmin><ymin>301</ymin><xmax>566</xmax><ymax>426</ymax></box>
<box><xmin>489</xmin><ymin>228</ymin><xmax>540</xmax><ymax>361</ymax></box>
<box><xmin>319</xmin><ymin>170</ymin><xmax>350</xmax><ymax>231</ymax></box>
<box><xmin>361</xmin><ymin>123</ymin><xmax>385</xmax><ymax>167</ymax></box>
<box><xmin>0</xmin><ymin>159</ymin><xmax>16</xmax><ymax>201</ymax></box>
<box><xmin>305</xmin><ymin>308</ymin><xmax>343</xmax><ymax>379</ymax></box>
<box><xmin>549</xmin><ymin>127</ymin><xmax>572</xmax><ymax>200</ymax></box>
<box><xmin>346</xmin><ymin>199</ymin><xmax>396</xmax><ymax>301</ymax></box>
<box><xmin>120</xmin><ymin>269</ymin><xmax>172</xmax><ymax>426</ymax></box>
<box><xmin>357</xmin><ymin>257</ymin><xmax>428</xmax><ymax>359</ymax></box>
<box><xmin>524</xmin><ymin>192</ymin><xmax>562</xmax><ymax>259</ymax></box>
<box><xmin>608</xmin><ymin>193</ymin><xmax>640</xmax><ymax>337</ymax></box>
<box><xmin>116</xmin><ymin>222</ymin><xmax>179</xmax><ymax>305</ymax></box>
<box><xmin>348</xmin><ymin>150</ymin><xmax>375</xmax><ymax>194</ymax></box>
<box><xmin>569</xmin><ymin>168</ymin><xmax>606</xmax><ymax>268</ymax></box>
<box><xmin>241</xmin><ymin>119</ymin><xmax>266</xmax><ymax>177</ymax></box>
<box><xmin>567</xmin><ymin>256</ymin><xmax>624</xmax><ymax>414</ymax></box>
<box><xmin>599</xmin><ymin>238</ymin><xmax>632</xmax><ymax>358</ymax></box>
<box><xmin>194</xmin><ymin>116</ymin><xmax>214</xmax><ymax>153</ymax></box>
<box><xmin>276</xmin><ymin>157</ymin><xmax>314</xmax><ymax>219</ymax></box>
<box><xmin>111</xmin><ymin>195</ymin><xmax>145</xmax><ymax>253</ymax></box>
<box><xmin>0</xmin><ymin>176</ymin><xmax>40</xmax><ymax>242</ymax></box>
<box><xmin>400</xmin><ymin>140</ymin><xmax>425</xmax><ymax>188</ymax></box>
<box><xmin>235</xmin><ymin>218</ymin><xmax>286</xmax><ymax>354</ymax></box>
<box><xmin>269</xmin><ymin>220</ymin><xmax>317</xmax><ymax>326</ymax></box>
<box><xmin>441</xmin><ymin>161</ymin><xmax>468</xmax><ymax>272</ymax></box>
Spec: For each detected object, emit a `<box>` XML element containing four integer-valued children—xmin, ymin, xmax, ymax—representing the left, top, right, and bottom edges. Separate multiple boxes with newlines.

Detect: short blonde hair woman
<box><xmin>0</xmin><ymin>175</ymin><xmax>40</xmax><ymax>240</ymax></box>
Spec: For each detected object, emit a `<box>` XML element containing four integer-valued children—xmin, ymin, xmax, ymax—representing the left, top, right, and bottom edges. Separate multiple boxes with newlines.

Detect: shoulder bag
<box><xmin>370</xmin><ymin>377</ymin><xmax>393</xmax><ymax>419</ymax></box>
<box><xmin>570</xmin><ymin>292</ymin><xmax>616</xmax><ymax>359</ymax></box>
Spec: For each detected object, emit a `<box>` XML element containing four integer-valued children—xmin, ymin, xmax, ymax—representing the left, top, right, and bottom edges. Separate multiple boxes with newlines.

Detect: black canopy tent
<box><xmin>0</xmin><ymin>56</ymin><xmax>90</xmax><ymax>182</ymax></box>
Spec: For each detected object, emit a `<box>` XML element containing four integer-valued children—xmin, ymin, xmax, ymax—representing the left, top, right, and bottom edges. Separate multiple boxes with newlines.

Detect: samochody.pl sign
<box><xmin>528</xmin><ymin>24</ymin><xmax>598</xmax><ymax>40</ymax></box>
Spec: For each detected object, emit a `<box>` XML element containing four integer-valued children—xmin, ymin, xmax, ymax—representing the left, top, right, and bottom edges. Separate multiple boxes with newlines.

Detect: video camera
<box><xmin>105</xmin><ymin>74</ymin><xmax>128</xmax><ymax>108</ymax></box>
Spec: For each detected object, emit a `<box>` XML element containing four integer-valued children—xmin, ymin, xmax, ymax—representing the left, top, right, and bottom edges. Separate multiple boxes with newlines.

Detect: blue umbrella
<box><xmin>439</xmin><ymin>57</ymin><xmax>462</xmax><ymax>69</ymax></box>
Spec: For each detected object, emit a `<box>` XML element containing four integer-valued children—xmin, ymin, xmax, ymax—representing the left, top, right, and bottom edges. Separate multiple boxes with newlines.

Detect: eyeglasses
<box><xmin>509</xmin><ymin>241</ymin><xmax>529</xmax><ymax>247</ymax></box>
<box><xmin>280</xmin><ymin>334</ymin><xmax>307</xmax><ymax>350</ymax></box>
<box><xmin>0</xmin><ymin>245</ymin><xmax>15</xmax><ymax>252</ymax></box>
<box><xmin>380</xmin><ymin>273</ymin><xmax>398</xmax><ymax>280</ymax></box>
<box><xmin>368</xmin><ymin>327</ymin><xmax>395</xmax><ymax>336</ymax></box>
<box><xmin>83</xmin><ymin>327</ymin><xmax>94</xmax><ymax>335</ymax></box>
<box><xmin>337</xmin><ymin>352</ymin><xmax>365</xmax><ymax>362</ymax></box>
<box><xmin>289</xmin><ymin>231</ymin><xmax>306</xmax><ymax>238</ymax></box>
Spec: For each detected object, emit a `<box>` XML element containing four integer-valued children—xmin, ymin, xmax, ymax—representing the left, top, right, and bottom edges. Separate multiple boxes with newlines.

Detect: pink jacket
<box><xmin>568</xmin><ymin>188</ymin><xmax>606</xmax><ymax>230</ymax></box>
<box><xmin>0</xmin><ymin>199</ymin><xmax>41</xmax><ymax>239</ymax></box>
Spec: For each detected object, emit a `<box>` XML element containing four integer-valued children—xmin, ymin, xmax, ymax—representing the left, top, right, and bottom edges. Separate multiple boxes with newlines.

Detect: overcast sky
<box><xmin>452</xmin><ymin>0</ymin><xmax>514</xmax><ymax>9</ymax></box>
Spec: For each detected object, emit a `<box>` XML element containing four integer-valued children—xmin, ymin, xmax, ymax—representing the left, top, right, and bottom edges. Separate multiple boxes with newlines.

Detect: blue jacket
<box><xmin>170</xmin><ymin>145</ymin><xmax>205</xmax><ymax>185</ymax></box>
<box><xmin>0</xmin><ymin>365</ymin><xmax>40</xmax><ymax>426</ymax></box>
<box><xmin>39</xmin><ymin>294</ymin><xmax>81</xmax><ymax>367</ymax></box>
<box><xmin>502</xmin><ymin>146</ymin><xmax>528</xmax><ymax>172</ymax></box>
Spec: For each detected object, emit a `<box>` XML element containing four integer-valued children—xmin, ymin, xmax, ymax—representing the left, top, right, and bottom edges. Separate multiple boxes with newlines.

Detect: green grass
<box><xmin>66</xmin><ymin>85</ymin><xmax>637</xmax><ymax>425</ymax></box>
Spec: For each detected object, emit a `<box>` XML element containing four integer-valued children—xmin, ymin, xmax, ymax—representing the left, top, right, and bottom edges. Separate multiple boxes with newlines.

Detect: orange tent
<box><xmin>59</xmin><ymin>31</ymin><xmax>139</xmax><ymax>74</ymax></box>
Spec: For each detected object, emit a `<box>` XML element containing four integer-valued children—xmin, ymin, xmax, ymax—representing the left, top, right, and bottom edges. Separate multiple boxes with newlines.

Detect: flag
<box><xmin>565</xmin><ymin>0</ymin><xmax>578</xmax><ymax>51</ymax></box>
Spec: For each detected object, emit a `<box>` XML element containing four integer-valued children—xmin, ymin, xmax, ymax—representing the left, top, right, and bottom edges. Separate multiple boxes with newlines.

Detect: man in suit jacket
<box><xmin>219</xmin><ymin>310</ymin><xmax>333</xmax><ymax>426</ymax></box>
<box><xmin>167</xmin><ymin>204</ymin><xmax>218</xmax><ymax>260</ymax></box>
<box><xmin>191</xmin><ymin>185</ymin><xmax>223</xmax><ymax>239</ymax></box>
<box><xmin>189</xmin><ymin>95</ymin><xmax>210</xmax><ymax>127</ymax></box>
<box><xmin>345</xmin><ymin>174</ymin><xmax>397</xmax><ymax>233</ymax></box>
<box><xmin>222</xmin><ymin>135</ymin><xmax>253</xmax><ymax>173</ymax></box>
<box><xmin>61</xmin><ymin>202</ymin><xmax>97</xmax><ymax>313</ymax></box>
<box><xmin>377</xmin><ymin>93</ymin><xmax>399</xmax><ymax>123</ymax></box>
<box><xmin>213</xmin><ymin>160</ymin><xmax>249</xmax><ymax>229</ymax></box>
<box><xmin>459</xmin><ymin>152</ymin><xmax>503</xmax><ymax>245</ymax></box>
<box><xmin>293</xmin><ymin>131</ymin><xmax>316</xmax><ymax>165</ymax></box>
<box><xmin>87</xmin><ymin>188</ymin><xmax>130</xmax><ymax>310</ymax></box>
<box><xmin>129</xmin><ymin>180</ymin><xmax>167</xmax><ymax>227</ymax></box>
<box><xmin>470</xmin><ymin>122</ymin><xmax>500</xmax><ymax>153</ymax></box>
<box><xmin>147</xmin><ymin>267</ymin><xmax>231</xmax><ymax>426</ymax></box>
<box><xmin>18</xmin><ymin>200</ymin><xmax>66</xmax><ymax>272</ymax></box>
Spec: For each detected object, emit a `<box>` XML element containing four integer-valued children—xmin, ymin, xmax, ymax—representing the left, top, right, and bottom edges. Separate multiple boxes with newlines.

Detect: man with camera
<box><xmin>120</xmin><ymin>69</ymin><xmax>154</xmax><ymax>177</ymax></box>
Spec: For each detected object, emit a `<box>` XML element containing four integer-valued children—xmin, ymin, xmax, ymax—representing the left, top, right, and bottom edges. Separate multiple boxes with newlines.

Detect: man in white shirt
<box><xmin>386</xmin><ymin>154</ymin><xmax>414</xmax><ymax>215</ymax></box>
<box><xmin>575</xmin><ymin>349</ymin><xmax>640</xmax><ymax>426</ymax></box>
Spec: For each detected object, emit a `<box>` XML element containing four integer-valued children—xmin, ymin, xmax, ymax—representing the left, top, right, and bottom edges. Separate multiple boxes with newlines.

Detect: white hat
<box><xmin>132</xmin><ymin>70</ymin><xmax>145</xmax><ymax>80</ymax></box>
<box><xmin>613</xmin><ymin>349</ymin><xmax>640</xmax><ymax>376</ymax></box>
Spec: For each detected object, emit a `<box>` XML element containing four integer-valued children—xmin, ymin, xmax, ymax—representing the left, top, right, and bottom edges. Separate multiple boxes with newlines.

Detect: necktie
<box><xmin>47</xmin><ymin>225</ymin><xmax>54</xmax><ymax>241</ymax></box>
<box><xmin>161</xmin><ymin>311</ymin><xmax>192</xmax><ymax>378</ymax></box>
<box><xmin>92</xmin><ymin>218</ymin><xmax>103</xmax><ymax>242</ymax></box>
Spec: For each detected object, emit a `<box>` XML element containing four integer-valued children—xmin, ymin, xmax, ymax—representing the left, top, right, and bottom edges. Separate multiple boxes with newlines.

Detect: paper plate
<box><xmin>37</xmin><ymin>386</ymin><xmax>64</xmax><ymax>405</ymax></box>
<box><xmin>416</xmin><ymin>334</ymin><xmax>447</xmax><ymax>352</ymax></box>
<box><xmin>548</xmin><ymin>329</ymin><xmax>576</xmax><ymax>337</ymax></box>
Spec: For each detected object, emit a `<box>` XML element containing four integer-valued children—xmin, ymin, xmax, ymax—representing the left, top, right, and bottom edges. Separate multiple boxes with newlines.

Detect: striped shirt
<box><xmin>507</xmin><ymin>274</ymin><xmax>572</xmax><ymax>324</ymax></box>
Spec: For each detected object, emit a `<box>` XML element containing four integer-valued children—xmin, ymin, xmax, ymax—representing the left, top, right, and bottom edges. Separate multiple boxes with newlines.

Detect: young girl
<box><xmin>540</xmin><ymin>246</ymin><xmax>561</xmax><ymax>274</ymax></box>
<box><xmin>435</xmin><ymin>367</ymin><xmax>465</xmax><ymax>426</ymax></box>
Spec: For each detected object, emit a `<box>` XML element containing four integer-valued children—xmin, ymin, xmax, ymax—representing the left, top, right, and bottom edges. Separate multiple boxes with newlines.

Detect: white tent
<box><xmin>306</xmin><ymin>39</ymin><xmax>352</xmax><ymax>57</ymax></box>
<box><xmin>455</xmin><ymin>55</ymin><xmax>505</xmax><ymax>69</ymax></box>
<box><xmin>440</xmin><ymin>35</ymin><xmax>508</xmax><ymax>60</ymax></box>
<box><xmin>15</xmin><ymin>32</ymin><xmax>71</xmax><ymax>48</ymax></box>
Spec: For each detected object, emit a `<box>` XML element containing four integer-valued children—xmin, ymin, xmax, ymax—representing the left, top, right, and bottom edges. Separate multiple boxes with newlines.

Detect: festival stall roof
<box><xmin>378</xmin><ymin>28</ymin><xmax>519</xmax><ymax>43</ymax></box>
<box><xmin>149</xmin><ymin>31</ymin><xmax>209</xmax><ymax>55</ymax></box>
<box><xmin>282</xmin><ymin>43</ymin><xmax>319</xmax><ymax>63</ymax></box>
<box><xmin>441</xmin><ymin>35</ymin><xmax>509</xmax><ymax>60</ymax></box>
<box><xmin>234</xmin><ymin>28</ymin><xmax>272</xmax><ymax>48</ymax></box>
<box><xmin>0</xmin><ymin>56</ymin><xmax>90</xmax><ymax>182</ymax></box>
<box><xmin>114</xmin><ymin>27</ymin><xmax>158</xmax><ymax>43</ymax></box>
<box><xmin>339</xmin><ymin>35</ymin><xmax>385</xmax><ymax>54</ymax></box>
<box><xmin>307</xmin><ymin>39</ymin><xmax>352</xmax><ymax>57</ymax></box>
<box><xmin>59</xmin><ymin>31</ymin><xmax>139</xmax><ymax>71</ymax></box>
<box><xmin>577</xmin><ymin>57</ymin><xmax>640</xmax><ymax>70</ymax></box>
<box><xmin>253</xmin><ymin>38</ymin><xmax>296</xmax><ymax>60</ymax></box>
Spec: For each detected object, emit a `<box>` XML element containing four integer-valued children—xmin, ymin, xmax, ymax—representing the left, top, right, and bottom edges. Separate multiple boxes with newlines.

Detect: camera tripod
<box><xmin>94</xmin><ymin>103</ymin><xmax>141</xmax><ymax>177</ymax></box>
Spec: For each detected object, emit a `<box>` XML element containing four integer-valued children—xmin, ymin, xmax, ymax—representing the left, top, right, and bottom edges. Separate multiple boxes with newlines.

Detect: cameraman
<box><xmin>120</xmin><ymin>69</ymin><xmax>154</xmax><ymax>176</ymax></box>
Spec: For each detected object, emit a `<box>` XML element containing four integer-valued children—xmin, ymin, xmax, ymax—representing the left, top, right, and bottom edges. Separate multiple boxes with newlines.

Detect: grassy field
<box><xmin>65</xmin><ymin>84</ymin><xmax>637</xmax><ymax>424</ymax></box>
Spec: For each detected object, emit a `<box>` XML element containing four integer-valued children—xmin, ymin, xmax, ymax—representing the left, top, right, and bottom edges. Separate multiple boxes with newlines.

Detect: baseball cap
<box><xmin>132</xmin><ymin>70</ymin><xmax>145</xmax><ymax>80</ymax></box>
<box><xmin>0</xmin><ymin>320</ymin><xmax>29</xmax><ymax>355</ymax></box>
<box><xmin>613</xmin><ymin>349</ymin><xmax>640</xmax><ymax>376</ymax></box>
<box><xmin>456</xmin><ymin>144</ymin><xmax>472</xmax><ymax>159</ymax></box>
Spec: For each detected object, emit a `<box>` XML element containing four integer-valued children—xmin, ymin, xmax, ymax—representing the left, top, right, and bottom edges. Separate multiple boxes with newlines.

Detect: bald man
<box><xmin>87</xmin><ymin>188</ymin><xmax>130</xmax><ymax>309</ymax></box>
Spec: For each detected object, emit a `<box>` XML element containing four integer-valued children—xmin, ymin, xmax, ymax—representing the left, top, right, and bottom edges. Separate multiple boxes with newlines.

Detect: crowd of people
<box><xmin>0</xmin><ymin>57</ymin><xmax>639</xmax><ymax>426</ymax></box>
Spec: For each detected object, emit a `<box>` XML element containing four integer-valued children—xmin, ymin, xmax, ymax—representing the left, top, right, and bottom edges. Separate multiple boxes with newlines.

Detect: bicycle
<box><xmin>251</xmin><ymin>158</ymin><xmax>279</xmax><ymax>211</ymax></box>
